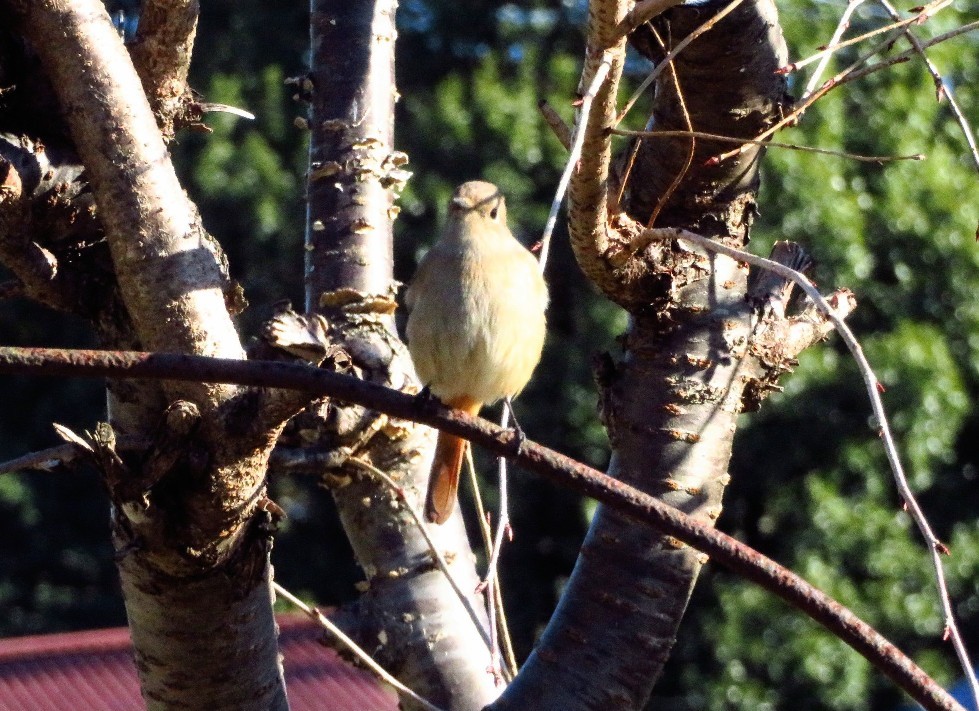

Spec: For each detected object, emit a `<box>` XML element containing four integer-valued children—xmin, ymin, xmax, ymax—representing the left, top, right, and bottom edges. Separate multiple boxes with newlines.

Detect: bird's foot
<box><xmin>414</xmin><ymin>385</ymin><xmax>437</xmax><ymax>410</ymax></box>
<box><xmin>504</xmin><ymin>398</ymin><xmax>526</xmax><ymax>455</ymax></box>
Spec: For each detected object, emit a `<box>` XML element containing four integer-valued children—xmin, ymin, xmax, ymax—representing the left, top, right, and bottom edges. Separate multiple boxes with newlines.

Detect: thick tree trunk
<box><xmin>0</xmin><ymin>2</ymin><xmax>297</xmax><ymax>707</ymax></box>
<box><xmin>118</xmin><ymin>548</ymin><xmax>286</xmax><ymax>711</ymax></box>
<box><xmin>493</xmin><ymin>0</ymin><xmax>792</xmax><ymax>708</ymax></box>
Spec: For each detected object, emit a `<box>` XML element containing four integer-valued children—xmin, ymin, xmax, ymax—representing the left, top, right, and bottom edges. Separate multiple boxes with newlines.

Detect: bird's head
<box><xmin>448</xmin><ymin>180</ymin><xmax>507</xmax><ymax>226</ymax></box>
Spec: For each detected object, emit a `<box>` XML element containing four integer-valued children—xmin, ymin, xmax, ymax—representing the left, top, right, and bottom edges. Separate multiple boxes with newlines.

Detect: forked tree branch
<box><xmin>0</xmin><ymin>345</ymin><xmax>964</xmax><ymax>711</ymax></box>
<box><xmin>5</xmin><ymin>0</ymin><xmax>243</xmax><ymax>407</ymax></box>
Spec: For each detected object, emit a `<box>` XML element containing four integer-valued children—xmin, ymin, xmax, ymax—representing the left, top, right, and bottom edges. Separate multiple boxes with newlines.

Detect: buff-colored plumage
<box><xmin>406</xmin><ymin>181</ymin><xmax>548</xmax><ymax>524</ymax></box>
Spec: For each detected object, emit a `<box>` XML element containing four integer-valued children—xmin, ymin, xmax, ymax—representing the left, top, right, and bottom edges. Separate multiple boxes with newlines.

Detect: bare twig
<box><xmin>876</xmin><ymin>0</ymin><xmax>979</xmax><ymax>173</ymax></box>
<box><xmin>492</xmin><ymin>570</ymin><xmax>518</xmax><ymax>680</ymax></box>
<box><xmin>537</xmin><ymin>100</ymin><xmax>572</xmax><ymax>150</ymax></box>
<box><xmin>787</xmin><ymin>0</ymin><xmax>951</xmax><ymax>73</ymax></box>
<box><xmin>635</xmin><ymin>227</ymin><xmax>979</xmax><ymax>703</ymax></box>
<box><xmin>611</xmin><ymin>128</ymin><xmax>924</xmax><ymax>162</ymax></box>
<box><xmin>272</xmin><ymin>582</ymin><xmax>444</xmax><ymax>711</ymax></box>
<box><xmin>464</xmin><ymin>448</ymin><xmax>518</xmax><ymax>680</ymax></box>
<box><xmin>0</xmin><ymin>435</ymin><xmax>149</xmax><ymax>475</ymax></box>
<box><xmin>482</xmin><ymin>406</ymin><xmax>513</xmax><ymax>679</ymax></box>
<box><xmin>644</xmin><ymin>24</ymin><xmax>694</xmax><ymax>227</ymax></box>
<box><xmin>344</xmin><ymin>457</ymin><xmax>492</xmax><ymax>650</ymax></box>
<box><xmin>803</xmin><ymin>0</ymin><xmax>868</xmax><ymax>98</ymax></box>
<box><xmin>835</xmin><ymin>19</ymin><xmax>979</xmax><ymax>86</ymax></box>
<box><xmin>539</xmin><ymin>54</ymin><xmax>613</xmax><ymax>270</ymax></box>
<box><xmin>0</xmin><ymin>442</ymin><xmax>85</xmax><ymax>474</ymax></box>
<box><xmin>711</xmin><ymin>29</ymin><xmax>903</xmax><ymax>164</ymax></box>
<box><xmin>712</xmin><ymin>19</ymin><xmax>979</xmax><ymax>163</ymax></box>
<box><xmin>0</xmin><ymin>345</ymin><xmax>965</xmax><ymax>711</ymax></box>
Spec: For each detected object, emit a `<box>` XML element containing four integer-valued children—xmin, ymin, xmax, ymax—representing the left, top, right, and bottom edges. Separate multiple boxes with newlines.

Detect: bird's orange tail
<box><xmin>425</xmin><ymin>397</ymin><xmax>481</xmax><ymax>524</ymax></box>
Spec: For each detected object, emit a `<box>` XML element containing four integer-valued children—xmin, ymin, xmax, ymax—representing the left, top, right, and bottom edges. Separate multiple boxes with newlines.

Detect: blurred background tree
<box><xmin>0</xmin><ymin>1</ymin><xmax>976</xmax><ymax>709</ymax></box>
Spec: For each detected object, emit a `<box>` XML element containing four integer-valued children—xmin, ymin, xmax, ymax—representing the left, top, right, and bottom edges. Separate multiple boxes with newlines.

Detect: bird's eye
<box><xmin>489</xmin><ymin>206</ymin><xmax>499</xmax><ymax>220</ymax></box>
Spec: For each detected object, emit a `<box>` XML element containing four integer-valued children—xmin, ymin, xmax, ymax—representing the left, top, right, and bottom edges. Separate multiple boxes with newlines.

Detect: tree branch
<box><xmin>6</xmin><ymin>0</ymin><xmax>243</xmax><ymax>407</ymax></box>
<box><xmin>0</xmin><ymin>345</ymin><xmax>964</xmax><ymax>711</ymax></box>
<box><xmin>129</xmin><ymin>0</ymin><xmax>200</xmax><ymax>140</ymax></box>
<box><xmin>565</xmin><ymin>0</ymin><xmax>628</xmax><ymax>298</ymax></box>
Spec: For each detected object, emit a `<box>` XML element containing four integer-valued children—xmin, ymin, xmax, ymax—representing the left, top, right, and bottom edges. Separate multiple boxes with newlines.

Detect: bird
<box><xmin>405</xmin><ymin>181</ymin><xmax>548</xmax><ymax>524</ymax></box>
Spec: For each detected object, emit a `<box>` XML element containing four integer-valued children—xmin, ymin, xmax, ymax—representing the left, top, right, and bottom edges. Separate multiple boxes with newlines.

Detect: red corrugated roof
<box><xmin>0</xmin><ymin>615</ymin><xmax>398</xmax><ymax>710</ymax></box>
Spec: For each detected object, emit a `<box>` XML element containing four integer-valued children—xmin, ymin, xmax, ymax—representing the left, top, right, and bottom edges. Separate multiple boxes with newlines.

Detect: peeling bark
<box><xmin>301</xmin><ymin>1</ymin><xmax>498</xmax><ymax>708</ymax></box>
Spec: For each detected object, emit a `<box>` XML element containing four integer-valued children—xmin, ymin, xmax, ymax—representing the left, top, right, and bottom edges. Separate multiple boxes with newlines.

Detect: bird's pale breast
<box><xmin>406</xmin><ymin>230</ymin><xmax>546</xmax><ymax>405</ymax></box>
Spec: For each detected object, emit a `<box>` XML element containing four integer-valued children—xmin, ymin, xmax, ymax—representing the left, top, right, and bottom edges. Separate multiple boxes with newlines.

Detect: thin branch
<box><xmin>482</xmin><ymin>406</ymin><xmax>513</xmax><ymax>680</ymax></box>
<box><xmin>272</xmin><ymin>582</ymin><xmax>444</xmax><ymax>711</ymax></box>
<box><xmin>492</xmin><ymin>569</ymin><xmax>517</xmax><ymax>681</ymax></box>
<box><xmin>539</xmin><ymin>54</ymin><xmax>613</xmax><ymax>270</ymax></box>
<box><xmin>803</xmin><ymin>0</ymin><xmax>868</xmax><ymax>98</ymax></box>
<box><xmin>465</xmin><ymin>448</ymin><xmax>518</xmax><ymax>680</ymax></box>
<box><xmin>712</xmin><ymin>19</ymin><xmax>979</xmax><ymax>164</ymax></box>
<box><xmin>344</xmin><ymin>457</ymin><xmax>492</xmax><ymax>650</ymax></box>
<box><xmin>839</xmin><ymin>19</ymin><xmax>979</xmax><ymax>84</ymax></box>
<box><xmin>0</xmin><ymin>442</ymin><xmax>85</xmax><ymax>474</ymax></box>
<box><xmin>634</xmin><ymin>227</ymin><xmax>979</xmax><ymax>703</ymax></box>
<box><xmin>611</xmin><ymin>128</ymin><xmax>924</xmax><ymax>162</ymax></box>
<box><xmin>0</xmin><ymin>345</ymin><xmax>964</xmax><ymax>711</ymax></box>
<box><xmin>0</xmin><ymin>435</ymin><xmax>152</xmax><ymax>475</ymax></box>
<box><xmin>537</xmin><ymin>100</ymin><xmax>572</xmax><ymax>150</ymax></box>
<box><xmin>786</xmin><ymin>0</ymin><xmax>951</xmax><ymax>73</ymax></box>
<box><xmin>711</xmin><ymin>28</ymin><xmax>900</xmax><ymax>164</ymax></box>
<box><xmin>643</xmin><ymin>23</ymin><xmax>694</xmax><ymax>227</ymax></box>
<box><xmin>876</xmin><ymin>0</ymin><xmax>979</xmax><ymax>173</ymax></box>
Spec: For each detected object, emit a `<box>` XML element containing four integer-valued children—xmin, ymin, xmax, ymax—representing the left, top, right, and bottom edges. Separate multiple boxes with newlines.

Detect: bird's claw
<box><xmin>505</xmin><ymin>398</ymin><xmax>526</xmax><ymax>455</ymax></box>
<box><xmin>414</xmin><ymin>385</ymin><xmax>437</xmax><ymax>409</ymax></box>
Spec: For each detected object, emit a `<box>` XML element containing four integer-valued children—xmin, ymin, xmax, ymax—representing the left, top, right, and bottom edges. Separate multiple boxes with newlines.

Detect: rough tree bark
<box><xmin>0</xmin><ymin>1</ymin><xmax>310</xmax><ymax>708</ymax></box>
<box><xmin>492</xmin><ymin>0</ymin><xmax>833</xmax><ymax>708</ymax></box>
<box><xmin>296</xmin><ymin>1</ymin><xmax>499</xmax><ymax>708</ymax></box>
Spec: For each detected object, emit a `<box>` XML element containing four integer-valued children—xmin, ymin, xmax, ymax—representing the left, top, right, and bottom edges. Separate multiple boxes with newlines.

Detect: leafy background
<box><xmin>0</xmin><ymin>1</ymin><xmax>977</xmax><ymax>709</ymax></box>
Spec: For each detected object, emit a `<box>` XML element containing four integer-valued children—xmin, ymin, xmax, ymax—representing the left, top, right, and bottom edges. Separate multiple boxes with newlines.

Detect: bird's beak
<box><xmin>451</xmin><ymin>196</ymin><xmax>470</xmax><ymax>210</ymax></box>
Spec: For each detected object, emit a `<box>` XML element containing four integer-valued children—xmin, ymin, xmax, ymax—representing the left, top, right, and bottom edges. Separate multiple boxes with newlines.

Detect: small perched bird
<box><xmin>406</xmin><ymin>181</ymin><xmax>548</xmax><ymax>524</ymax></box>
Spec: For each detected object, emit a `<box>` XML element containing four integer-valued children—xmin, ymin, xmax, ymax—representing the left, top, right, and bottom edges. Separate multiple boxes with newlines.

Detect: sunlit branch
<box><xmin>633</xmin><ymin>227</ymin><xmax>978</xmax><ymax>704</ymax></box>
<box><xmin>712</xmin><ymin>18</ymin><xmax>979</xmax><ymax>163</ymax></box>
<box><xmin>802</xmin><ymin>0</ymin><xmax>868</xmax><ymax>98</ymax></box>
<box><xmin>787</xmin><ymin>0</ymin><xmax>951</xmax><ymax>74</ymax></box>
<box><xmin>876</xmin><ymin>0</ymin><xmax>979</xmax><ymax>174</ymax></box>
<box><xmin>539</xmin><ymin>53</ymin><xmax>613</xmax><ymax>270</ymax></box>
<box><xmin>610</xmin><ymin>128</ymin><xmax>924</xmax><ymax>162</ymax></box>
